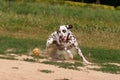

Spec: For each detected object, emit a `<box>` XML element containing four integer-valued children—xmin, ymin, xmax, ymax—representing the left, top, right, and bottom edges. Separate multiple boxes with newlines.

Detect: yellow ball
<box><xmin>33</xmin><ymin>48</ymin><xmax>40</xmax><ymax>56</ymax></box>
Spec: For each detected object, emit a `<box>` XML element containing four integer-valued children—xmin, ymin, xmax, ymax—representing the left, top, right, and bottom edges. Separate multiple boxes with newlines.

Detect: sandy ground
<box><xmin>0</xmin><ymin>58</ymin><xmax>120</xmax><ymax>80</ymax></box>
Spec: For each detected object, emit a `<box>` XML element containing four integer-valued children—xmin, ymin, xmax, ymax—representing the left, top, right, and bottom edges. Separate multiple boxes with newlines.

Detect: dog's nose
<box><xmin>59</xmin><ymin>36</ymin><xmax>62</xmax><ymax>38</ymax></box>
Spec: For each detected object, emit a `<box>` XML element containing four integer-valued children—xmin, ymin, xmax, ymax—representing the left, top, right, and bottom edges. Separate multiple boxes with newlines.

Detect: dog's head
<box><xmin>57</xmin><ymin>25</ymin><xmax>72</xmax><ymax>42</ymax></box>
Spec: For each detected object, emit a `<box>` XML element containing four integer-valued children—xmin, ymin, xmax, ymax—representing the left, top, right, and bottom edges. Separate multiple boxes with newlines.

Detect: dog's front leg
<box><xmin>73</xmin><ymin>42</ymin><xmax>90</xmax><ymax>64</ymax></box>
<box><xmin>77</xmin><ymin>48</ymin><xmax>90</xmax><ymax>64</ymax></box>
<box><xmin>46</xmin><ymin>38</ymin><xmax>54</xmax><ymax>49</ymax></box>
<box><xmin>74</xmin><ymin>45</ymin><xmax>90</xmax><ymax>64</ymax></box>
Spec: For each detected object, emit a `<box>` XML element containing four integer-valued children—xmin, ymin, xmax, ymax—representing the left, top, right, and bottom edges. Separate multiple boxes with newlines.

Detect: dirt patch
<box><xmin>0</xmin><ymin>56</ymin><xmax>120</xmax><ymax>80</ymax></box>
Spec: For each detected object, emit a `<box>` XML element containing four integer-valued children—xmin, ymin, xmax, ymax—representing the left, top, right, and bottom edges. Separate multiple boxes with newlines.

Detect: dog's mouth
<box><xmin>61</xmin><ymin>36</ymin><xmax>67</xmax><ymax>42</ymax></box>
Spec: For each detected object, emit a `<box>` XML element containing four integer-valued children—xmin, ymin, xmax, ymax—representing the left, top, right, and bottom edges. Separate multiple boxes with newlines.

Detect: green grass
<box><xmin>0</xmin><ymin>36</ymin><xmax>46</xmax><ymax>54</ymax></box>
<box><xmin>81</xmin><ymin>47</ymin><xmax>120</xmax><ymax>63</ymax></box>
<box><xmin>0</xmin><ymin>56</ymin><xmax>17</xmax><ymax>60</ymax></box>
<box><xmin>38</xmin><ymin>69</ymin><xmax>54</xmax><ymax>73</ymax></box>
<box><xmin>42</xmin><ymin>61</ymin><xmax>84</xmax><ymax>70</ymax></box>
<box><xmin>92</xmin><ymin>64</ymin><xmax>120</xmax><ymax>74</ymax></box>
<box><xmin>0</xmin><ymin>0</ymin><xmax>120</xmax><ymax>49</ymax></box>
<box><xmin>23</xmin><ymin>58</ymin><xmax>36</xmax><ymax>62</ymax></box>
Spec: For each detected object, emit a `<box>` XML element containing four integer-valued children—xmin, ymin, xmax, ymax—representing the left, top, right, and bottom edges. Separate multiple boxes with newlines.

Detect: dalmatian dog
<box><xmin>46</xmin><ymin>25</ymin><xmax>90</xmax><ymax>64</ymax></box>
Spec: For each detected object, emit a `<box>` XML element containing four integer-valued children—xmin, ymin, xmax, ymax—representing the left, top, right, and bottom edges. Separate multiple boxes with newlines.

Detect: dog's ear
<box><xmin>66</xmin><ymin>25</ymin><xmax>73</xmax><ymax>29</ymax></box>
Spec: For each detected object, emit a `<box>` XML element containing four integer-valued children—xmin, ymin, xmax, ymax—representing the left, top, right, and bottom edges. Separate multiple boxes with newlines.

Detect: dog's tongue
<box><xmin>63</xmin><ymin>36</ymin><xmax>67</xmax><ymax>42</ymax></box>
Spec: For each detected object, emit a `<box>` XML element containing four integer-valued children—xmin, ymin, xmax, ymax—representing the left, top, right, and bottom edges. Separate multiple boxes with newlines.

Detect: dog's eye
<box><xmin>62</xmin><ymin>30</ymin><xmax>66</xmax><ymax>33</ymax></box>
<box><xmin>58</xmin><ymin>31</ymin><xmax>61</xmax><ymax>33</ymax></box>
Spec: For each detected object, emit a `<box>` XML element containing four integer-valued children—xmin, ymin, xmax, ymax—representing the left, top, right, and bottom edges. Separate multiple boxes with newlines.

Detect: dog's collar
<box><xmin>66</xmin><ymin>33</ymin><xmax>70</xmax><ymax>43</ymax></box>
